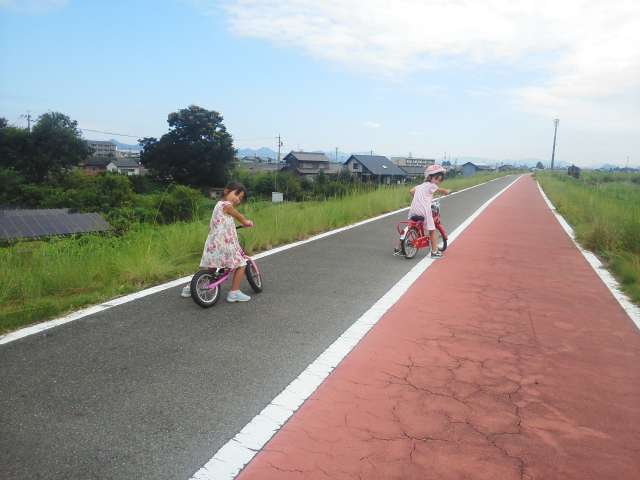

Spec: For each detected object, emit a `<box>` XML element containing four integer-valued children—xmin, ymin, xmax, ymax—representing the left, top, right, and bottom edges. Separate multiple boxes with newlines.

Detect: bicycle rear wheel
<box><xmin>245</xmin><ymin>259</ymin><xmax>263</xmax><ymax>293</ymax></box>
<box><xmin>190</xmin><ymin>270</ymin><xmax>221</xmax><ymax>308</ymax></box>
<box><xmin>401</xmin><ymin>227</ymin><xmax>420</xmax><ymax>259</ymax></box>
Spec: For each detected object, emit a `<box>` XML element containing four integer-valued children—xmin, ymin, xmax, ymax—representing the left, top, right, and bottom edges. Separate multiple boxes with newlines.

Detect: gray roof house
<box><xmin>281</xmin><ymin>151</ymin><xmax>340</xmax><ymax>179</ymax></box>
<box><xmin>107</xmin><ymin>157</ymin><xmax>143</xmax><ymax>176</ymax></box>
<box><xmin>461</xmin><ymin>162</ymin><xmax>494</xmax><ymax>177</ymax></box>
<box><xmin>83</xmin><ymin>157</ymin><xmax>113</xmax><ymax>175</ymax></box>
<box><xmin>345</xmin><ymin>155</ymin><xmax>407</xmax><ymax>184</ymax></box>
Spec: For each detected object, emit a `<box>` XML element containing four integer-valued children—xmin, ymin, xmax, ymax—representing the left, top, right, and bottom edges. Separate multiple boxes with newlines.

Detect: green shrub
<box><xmin>0</xmin><ymin>167</ymin><xmax>25</xmax><ymax>206</ymax></box>
<box><xmin>129</xmin><ymin>175</ymin><xmax>161</xmax><ymax>194</ymax></box>
<box><xmin>156</xmin><ymin>185</ymin><xmax>201</xmax><ymax>223</ymax></box>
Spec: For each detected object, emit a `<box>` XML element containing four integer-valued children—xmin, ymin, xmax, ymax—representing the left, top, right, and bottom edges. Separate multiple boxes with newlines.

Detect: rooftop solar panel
<box><xmin>37</xmin><ymin>215</ymin><xmax>57</xmax><ymax>235</ymax></box>
<box><xmin>0</xmin><ymin>209</ymin><xmax>111</xmax><ymax>240</ymax></box>
<box><xmin>0</xmin><ymin>217</ymin><xmax>20</xmax><ymax>238</ymax></box>
<box><xmin>2</xmin><ymin>208</ymin><xmax>69</xmax><ymax>217</ymax></box>
<box><xmin>14</xmin><ymin>216</ymin><xmax>37</xmax><ymax>237</ymax></box>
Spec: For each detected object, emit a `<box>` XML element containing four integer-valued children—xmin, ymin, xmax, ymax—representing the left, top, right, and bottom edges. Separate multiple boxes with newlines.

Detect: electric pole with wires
<box><xmin>273</xmin><ymin>134</ymin><xmax>284</xmax><ymax>202</ymax></box>
<box><xmin>20</xmin><ymin>111</ymin><xmax>33</xmax><ymax>133</ymax></box>
<box><xmin>551</xmin><ymin>118</ymin><xmax>559</xmax><ymax>170</ymax></box>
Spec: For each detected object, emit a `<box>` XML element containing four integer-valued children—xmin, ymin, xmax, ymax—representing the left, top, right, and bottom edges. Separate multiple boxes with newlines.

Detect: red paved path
<box><xmin>238</xmin><ymin>176</ymin><xmax>640</xmax><ymax>480</ymax></box>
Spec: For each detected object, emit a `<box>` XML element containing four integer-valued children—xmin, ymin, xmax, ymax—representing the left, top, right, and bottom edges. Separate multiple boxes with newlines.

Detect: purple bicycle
<box><xmin>190</xmin><ymin>226</ymin><xmax>263</xmax><ymax>308</ymax></box>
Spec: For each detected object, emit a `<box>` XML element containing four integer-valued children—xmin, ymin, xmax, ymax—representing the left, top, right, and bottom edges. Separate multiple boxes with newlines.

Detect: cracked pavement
<box><xmin>237</xmin><ymin>176</ymin><xmax>640</xmax><ymax>480</ymax></box>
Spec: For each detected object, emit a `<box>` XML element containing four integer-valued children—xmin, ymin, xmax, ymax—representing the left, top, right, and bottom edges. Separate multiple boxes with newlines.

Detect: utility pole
<box><xmin>551</xmin><ymin>118</ymin><xmax>559</xmax><ymax>170</ymax></box>
<box><xmin>275</xmin><ymin>134</ymin><xmax>283</xmax><ymax>192</ymax></box>
<box><xmin>335</xmin><ymin>147</ymin><xmax>338</xmax><ymax>162</ymax></box>
<box><xmin>21</xmin><ymin>111</ymin><xmax>33</xmax><ymax>133</ymax></box>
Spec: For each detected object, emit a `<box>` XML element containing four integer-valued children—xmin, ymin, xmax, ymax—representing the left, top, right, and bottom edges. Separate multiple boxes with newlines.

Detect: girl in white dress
<box><xmin>182</xmin><ymin>182</ymin><xmax>254</xmax><ymax>302</ymax></box>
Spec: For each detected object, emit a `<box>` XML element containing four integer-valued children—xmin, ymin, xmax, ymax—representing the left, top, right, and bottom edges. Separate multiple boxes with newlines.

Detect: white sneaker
<box><xmin>227</xmin><ymin>291</ymin><xmax>251</xmax><ymax>302</ymax></box>
<box><xmin>181</xmin><ymin>285</ymin><xmax>191</xmax><ymax>298</ymax></box>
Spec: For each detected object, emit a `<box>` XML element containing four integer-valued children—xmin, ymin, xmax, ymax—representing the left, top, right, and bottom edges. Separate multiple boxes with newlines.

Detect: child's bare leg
<box><xmin>430</xmin><ymin>230</ymin><xmax>438</xmax><ymax>253</ymax></box>
<box><xmin>231</xmin><ymin>267</ymin><xmax>246</xmax><ymax>291</ymax></box>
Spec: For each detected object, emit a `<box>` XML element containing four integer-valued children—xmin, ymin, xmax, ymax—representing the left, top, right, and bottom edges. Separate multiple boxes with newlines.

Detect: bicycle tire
<box><xmin>437</xmin><ymin>225</ymin><xmax>448</xmax><ymax>252</ymax></box>
<box><xmin>401</xmin><ymin>227</ymin><xmax>420</xmax><ymax>259</ymax></box>
<box><xmin>245</xmin><ymin>259</ymin><xmax>263</xmax><ymax>293</ymax></box>
<box><xmin>190</xmin><ymin>270</ymin><xmax>220</xmax><ymax>308</ymax></box>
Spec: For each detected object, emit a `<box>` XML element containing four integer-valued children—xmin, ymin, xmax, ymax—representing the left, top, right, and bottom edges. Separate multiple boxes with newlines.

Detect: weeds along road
<box><xmin>0</xmin><ymin>175</ymin><xmax>516</xmax><ymax>480</ymax></box>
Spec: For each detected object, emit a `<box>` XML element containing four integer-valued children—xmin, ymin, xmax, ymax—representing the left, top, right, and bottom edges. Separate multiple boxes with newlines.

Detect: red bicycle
<box><xmin>396</xmin><ymin>200</ymin><xmax>448</xmax><ymax>259</ymax></box>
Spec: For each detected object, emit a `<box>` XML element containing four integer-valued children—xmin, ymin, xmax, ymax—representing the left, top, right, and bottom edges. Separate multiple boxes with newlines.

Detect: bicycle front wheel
<box><xmin>190</xmin><ymin>270</ymin><xmax>220</xmax><ymax>308</ymax></box>
<box><xmin>401</xmin><ymin>227</ymin><xmax>420</xmax><ymax>259</ymax></box>
<box><xmin>245</xmin><ymin>259</ymin><xmax>263</xmax><ymax>293</ymax></box>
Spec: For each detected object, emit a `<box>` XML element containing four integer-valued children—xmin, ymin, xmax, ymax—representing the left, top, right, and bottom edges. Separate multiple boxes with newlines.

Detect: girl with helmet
<box><xmin>396</xmin><ymin>164</ymin><xmax>450</xmax><ymax>258</ymax></box>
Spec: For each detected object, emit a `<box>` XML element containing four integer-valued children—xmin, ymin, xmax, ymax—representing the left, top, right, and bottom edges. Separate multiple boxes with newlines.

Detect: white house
<box><xmin>106</xmin><ymin>157</ymin><xmax>143</xmax><ymax>176</ymax></box>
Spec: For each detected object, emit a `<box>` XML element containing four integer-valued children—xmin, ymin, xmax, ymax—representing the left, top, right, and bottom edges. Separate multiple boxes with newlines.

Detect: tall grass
<box><xmin>0</xmin><ymin>173</ymin><xmax>508</xmax><ymax>332</ymax></box>
<box><xmin>537</xmin><ymin>171</ymin><xmax>640</xmax><ymax>304</ymax></box>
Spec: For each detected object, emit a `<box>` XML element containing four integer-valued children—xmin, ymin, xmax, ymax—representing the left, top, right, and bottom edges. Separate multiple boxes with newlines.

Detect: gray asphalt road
<box><xmin>0</xmin><ymin>175</ymin><xmax>515</xmax><ymax>480</ymax></box>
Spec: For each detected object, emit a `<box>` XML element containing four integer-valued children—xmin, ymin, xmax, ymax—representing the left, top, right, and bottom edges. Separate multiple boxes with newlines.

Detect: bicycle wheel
<box><xmin>437</xmin><ymin>226</ymin><xmax>448</xmax><ymax>252</ymax></box>
<box><xmin>190</xmin><ymin>270</ymin><xmax>220</xmax><ymax>308</ymax></box>
<box><xmin>245</xmin><ymin>259</ymin><xmax>263</xmax><ymax>293</ymax></box>
<box><xmin>401</xmin><ymin>227</ymin><xmax>420</xmax><ymax>259</ymax></box>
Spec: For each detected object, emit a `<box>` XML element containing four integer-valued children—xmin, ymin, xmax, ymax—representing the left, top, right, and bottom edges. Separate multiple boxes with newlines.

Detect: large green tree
<box><xmin>140</xmin><ymin>105</ymin><xmax>235</xmax><ymax>188</ymax></box>
<box><xmin>0</xmin><ymin>112</ymin><xmax>91</xmax><ymax>182</ymax></box>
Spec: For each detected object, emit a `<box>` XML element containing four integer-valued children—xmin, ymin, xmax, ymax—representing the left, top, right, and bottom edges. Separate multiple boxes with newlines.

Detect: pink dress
<box><xmin>408</xmin><ymin>182</ymin><xmax>438</xmax><ymax>231</ymax></box>
<box><xmin>199</xmin><ymin>201</ymin><xmax>246</xmax><ymax>269</ymax></box>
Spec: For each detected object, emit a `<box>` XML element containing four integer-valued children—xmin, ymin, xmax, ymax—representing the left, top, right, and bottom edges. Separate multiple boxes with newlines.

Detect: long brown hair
<box><xmin>223</xmin><ymin>181</ymin><xmax>248</xmax><ymax>200</ymax></box>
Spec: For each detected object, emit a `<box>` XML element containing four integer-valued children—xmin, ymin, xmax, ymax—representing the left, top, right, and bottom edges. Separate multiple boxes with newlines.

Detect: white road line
<box><xmin>0</xmin><ymin>176</ymin><xmax>510</xmax><ymax>346</ymax></box>
<box><xmin>189</xmin><ymin>175</ymin><xmax>524</xmax><ymax>480</ymax></box>
<box><xmin>536</xmin><ymin>182</ymin><xmax>640</xmax><ymax>330</ymax></box>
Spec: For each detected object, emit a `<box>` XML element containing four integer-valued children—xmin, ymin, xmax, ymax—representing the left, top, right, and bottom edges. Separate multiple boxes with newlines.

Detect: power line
<box><xmin>79</xmin><ymin>128</ymin><xmax>144</xmax><ymax>139</ymax></box>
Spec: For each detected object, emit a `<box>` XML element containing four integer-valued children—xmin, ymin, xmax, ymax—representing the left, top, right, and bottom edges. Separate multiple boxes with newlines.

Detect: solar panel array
<box><xmin>0</xmin><ymin>210</ymin><xmax>112</xmax><ymax>240</ymax></box>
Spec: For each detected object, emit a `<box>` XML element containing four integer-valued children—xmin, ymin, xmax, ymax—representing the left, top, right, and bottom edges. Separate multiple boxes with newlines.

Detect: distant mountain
<box><xmin>237</xmin><ymin>147</ymin><xmax>278</xmax><ymax>159</ymax></box>
<box><xmin>321</xmin><ymin>150</ymin><xmax>354</xmax><ymax>162</ymax></box>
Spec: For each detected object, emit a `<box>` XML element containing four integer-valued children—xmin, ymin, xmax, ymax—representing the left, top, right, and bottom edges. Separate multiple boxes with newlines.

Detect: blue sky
<box><xmin>1</xmin><ymin>0</ymin><xmax>638</xmax><ymax>167</ymax></box>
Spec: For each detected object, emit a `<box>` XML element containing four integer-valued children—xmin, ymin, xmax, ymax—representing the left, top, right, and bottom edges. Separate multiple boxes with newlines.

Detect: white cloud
<box><xmin>222</xmin><ymin>0</ymin><xmax>640</xmax><ymax>130</ymax></box>
<box><xmin>0</xmin><ymin>0</ymin><xmax>68</xmax><ymax>13</ymax></box>
<box><xmin>364</xmin><ymin>121</ymin><xmax>381</xmax><ymax>129</ymax></box>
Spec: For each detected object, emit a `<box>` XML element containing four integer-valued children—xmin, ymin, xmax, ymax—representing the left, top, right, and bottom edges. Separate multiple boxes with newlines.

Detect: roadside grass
<box><xmin>536</xmin><ymin>171</ymin><xmax>640</xmax><ymax>305</ymax></box>
<box><xmin>0</xmin><ymin>172</ymin><xmax>509</xmax><ymax>333</ymax></box>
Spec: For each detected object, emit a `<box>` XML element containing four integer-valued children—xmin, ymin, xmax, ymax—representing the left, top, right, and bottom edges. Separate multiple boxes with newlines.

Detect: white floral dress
<box><xmin>199</xmin><ymin>201</ymin><xmax>246</xmax><ymax>269</ymax></box>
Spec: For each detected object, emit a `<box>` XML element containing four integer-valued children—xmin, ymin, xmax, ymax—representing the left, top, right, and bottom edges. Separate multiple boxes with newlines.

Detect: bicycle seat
<box><xmin>409</xmin><ymin>215</ymin><xmax>425</xmax><ymax>222</ymax></box>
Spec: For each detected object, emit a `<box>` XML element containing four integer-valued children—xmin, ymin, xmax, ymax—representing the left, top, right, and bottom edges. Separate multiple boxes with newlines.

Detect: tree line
<box><xmin>0</xmin><ymin>105</ymin><xmax>236</xmax><ymax>190</ymax></box>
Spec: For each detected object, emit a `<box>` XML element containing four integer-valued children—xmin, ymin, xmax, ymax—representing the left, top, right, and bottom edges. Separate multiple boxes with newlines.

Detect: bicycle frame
<box><xmin>396</xmin><ymin>201</ymin><xmax>448</xmax><ymax>251</ymax></box>
<box><xmin>203</xmin><ymin>251</ymin><xmax>257</xmax><ymax>290</ymax></box>
<box><xmin>397</xmin><ymin>220</ymin><xmax>429</xmax><ymax>247</ymax></box>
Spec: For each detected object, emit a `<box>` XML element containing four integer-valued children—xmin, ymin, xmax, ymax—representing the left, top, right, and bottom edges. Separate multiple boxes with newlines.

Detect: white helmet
<box><xmin>425</xmin><ymin>164</ymin><xmax>446</xmax><ymax>178</ymax></box>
